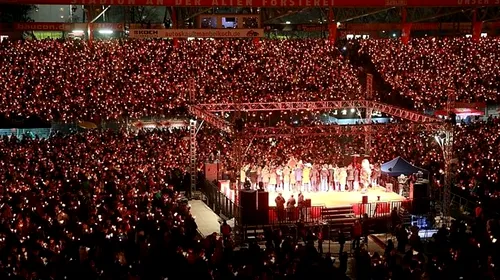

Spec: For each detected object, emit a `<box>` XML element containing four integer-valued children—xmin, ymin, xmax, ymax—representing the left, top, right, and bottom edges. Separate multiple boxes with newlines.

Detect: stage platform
<box><xmin>268</xmin><ymin>187</ymin><xmax>406</xmax><ymax>208</ymax></box>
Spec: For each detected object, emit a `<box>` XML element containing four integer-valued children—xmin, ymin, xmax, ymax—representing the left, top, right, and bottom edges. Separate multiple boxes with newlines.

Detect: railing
<box><xmin>201</xmin><ymin>180</ymin><xmax>240</xmax><ymax>220</ymax></box>
<box><xmin>267</xmin><ymin>206</ymin><xmax>324</xmax><ymax>225</ymax></box>
<box><xmin>0</xmin><ymin>128</ymin><xmax>52</xmax><ymax>139</ymax></box>
<box><xmin>354</xmin><ymin>199</ymin><xmax>414</xmax><ymax>219</ymax></box>
<box><xmin>450</xmin><ymin>192</ymin><xmax>476</xmax><ymax>215</ymax></box>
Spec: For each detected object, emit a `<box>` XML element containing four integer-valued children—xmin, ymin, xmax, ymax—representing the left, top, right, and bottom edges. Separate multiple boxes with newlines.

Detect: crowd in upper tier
<box><xmin>0</xmin><ymin>39</ymin><xmax>362</xmax><ymax>122</ymax></box>
<box><xmin>2</xmin><ymin>37</ymin><xmax>499</xmax><ymax>123</ymax></box>
<box><xmin>358</xmin><ymin>37</ymin><xmax>500</xmax><ymax>109</ymax></box>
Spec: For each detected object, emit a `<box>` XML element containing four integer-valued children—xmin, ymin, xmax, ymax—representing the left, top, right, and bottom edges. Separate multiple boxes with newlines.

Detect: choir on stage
<box><xmin>241</xmin><ymin>158</ymin><xmax>382</xmax><ymax>193</ymax></box>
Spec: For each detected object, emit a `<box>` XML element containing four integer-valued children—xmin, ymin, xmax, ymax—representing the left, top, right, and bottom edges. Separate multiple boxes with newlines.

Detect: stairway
<box><xmin>399</xmin><ymin>207</ymin><xmax>412</xmax><ymax>228</ymax></box>
<box><xmin>322</xmin><ymin>205</ymin><xmax>356</xmax><ymax>240</ymax></box>
<box><xmin>346</xmin><ymin>41</ymin><xmax>413</xmax><ymax>108</ymax></box>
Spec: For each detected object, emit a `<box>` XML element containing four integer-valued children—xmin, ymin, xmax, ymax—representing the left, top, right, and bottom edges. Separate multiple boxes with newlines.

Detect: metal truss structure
<box><xmin>194</xmin><ymin>100</ymin><xmax>441</xmax><ymax>124</ymax></box>
<box><xmin>189</xmin><ymin>95</ymin><xmax>451</xmax><ymax>223</ymax></box>
<box><xmin>365</xmin><ymin>75</ymin><xmax>374</xmax><ymax>155</ymax></box>
<box><xmin>442</xmin><ymin>89</ymin><xmax>456</xmax><ymax>224</ymax></box>
<box><xmin>243</xmin><ymin>122</ymin><xmax>445</xmax><ymax>138</ymax></box>
<box><xmin>189</xmin><ymin>105</ymin><xmax>232</xmax><ymax>133</ymax></box>
<box><xmin>189</xmin><ymin>119</ymin><xmax>197</xmax><ymax>196</ymax></box>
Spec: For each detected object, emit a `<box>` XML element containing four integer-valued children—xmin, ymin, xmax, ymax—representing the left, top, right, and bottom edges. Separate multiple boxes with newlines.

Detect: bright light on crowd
<box><xmin>98</xmin><ymin>29</ymin><xmax>113</xmax><ymax>34</ymax></box>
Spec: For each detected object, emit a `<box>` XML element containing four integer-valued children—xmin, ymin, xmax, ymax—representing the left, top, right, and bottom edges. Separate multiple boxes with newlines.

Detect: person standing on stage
<box><xmin>283</xmin><ymin>165</ymin><xmax>290</xmax><ymax>192</ymax></box>
<box><xmin>257</xmin><ymin>165</ymin><xmax>263</xmax><ymax>188</ymax></box>
<box><xmin>275</xmin><ymin>193</ymin><xmax>286</xmax><ymax>221</ymax></box>
<box><xmin>276</xmin><ymin>165</ymin><xmax>283</xmax><ymax>192</ymax></box>
<box><xmin>249</xmin><ymin>165</ymin><xmax>258</xmax><ymax>190</ymax></box>
<box><xmin>286</xmin><ymin>194</ymin><xmax>296</xmax><ymax>221</ymax></box>
<box><xmin>353</xmin><ymin>165</ymin><xmax>360</xmax><ymax>191</ymax></box>
<box><xmin>269</xmin><ymin>166</ymin><xmax>277</xmax><ymax>192</ymax></box>
<box><xmin>372</xmin><ymin>163</ymin><xmax>381</xmax><ymax>187</ymax></box>
<box><xmin>298</xmin><ymin>191</ymin><xmax>305</xmax><ymax>220</ymax></box>
<box><xmin>328</xmin><ymin>164</ymin><xmax>335</xmax><ymax>190</ymax></box>
<box><xmin>320</xmin><ymin>164</ymin><xmax>330</xmax><ymax>192</ymax></box>
<box><xmin>347</xmin><ymin>164</ymin><xmax>355</xmax><ymax>191</ymax></box>
<box><xmin>240</xmin><ymin>165</ymin><xmax>248</xmax><ymax>189</ymax></box>
<box><xmin>311</xmin><ymin>164</ymin><xmax>320</xmax><ymax>192</ymax></box>
<box><xmin>302</xmin><ymin>163</ymin><xmax>311</xmax><ymax>192</ymax></box>
<box><xmin>340</xmin><ymin>167</ymin><xmax>347</xmax><ymax>192</ymax></box>
<box><xmin>290</xmin><ymin>165</ymin><xmax>296</xmax><ymax>192</ymax></box>
<box><xmin>295</xmin><ymin>164</ymin><xmax>303</xmax><ymax>192</ymax></box>
<box><xmin>334</xmin><ymin>165</ymin><xmax>341</xmax><ymax>191</ymax></box>
<box><xmin>262</xmin><ymin>165</ymin><xmax>270</xmax><ymax>191</ymax></box>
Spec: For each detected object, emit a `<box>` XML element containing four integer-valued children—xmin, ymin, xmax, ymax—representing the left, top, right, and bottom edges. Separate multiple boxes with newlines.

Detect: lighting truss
<box><xmin>242</xmin><ymin>122</ymin><xmax>445</xmax><ymax>138</ymax></box>
<box><xmin>189</xmin><ymin>105</ymin><xmax>233</xmax><ymax>132</ymax></box>
<box><xmin>194</xmin><ymin>100</ymin><xmax>442</xmax><ymax>124</ymax></box>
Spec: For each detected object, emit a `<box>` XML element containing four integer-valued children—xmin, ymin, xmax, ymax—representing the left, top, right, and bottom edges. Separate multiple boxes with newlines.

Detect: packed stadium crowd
<box><xmin>0</xmin><ymin>36</ymin><xmax>500</xmax><ymax>279</ymax></box>
<box><xmin>0</xmin><ymin>127</ymin><xmax>499</xmax><ymax>279</ymax></box>
<box><xmin>358</xmin><ymin>37</ymin><xmax>500</xmax><ymax>109</ymax></box>
<box><xmin>0</xmin><ymin>39</ymin><xmax>363</xmax><ymax>122</ymax></box>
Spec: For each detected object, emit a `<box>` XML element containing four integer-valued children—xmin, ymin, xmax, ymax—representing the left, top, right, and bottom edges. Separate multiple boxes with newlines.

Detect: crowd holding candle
<box><xmin>358</xmin><ymin>37</ymin><xmax>500</xmax><ymax>109</ymax></box>
<box><xmin>0</xmin><ymin>36</ymin><xmax>499</xmax><ymax>279</ymax></box>
<box><xmin>0</xmin><ymin>39</ymin><xmax>363</xmax><ymax>122</ymax></box>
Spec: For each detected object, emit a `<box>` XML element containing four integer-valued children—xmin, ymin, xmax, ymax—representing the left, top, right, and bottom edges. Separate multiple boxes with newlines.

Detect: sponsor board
<box><xmin>129</xmin><ymin>29</ymin><xmax>264</xmax><ymax>38</ymax></box>
<box><xmin>2</xmin><ymin>22</ymin><xmax>124</xmax><ymax>31</ymax></box>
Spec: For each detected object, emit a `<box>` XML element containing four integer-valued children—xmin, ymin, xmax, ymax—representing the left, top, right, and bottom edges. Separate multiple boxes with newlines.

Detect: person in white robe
<box><xmin>283</xmin><ymin>165</ymin><xmax>290</xmax><ymax>192</ymax></box>
<box><xmin>339</xmin><ymin>167</ymin><xmax>348</xmax><ymax>192</ymax></box>
<box><xmin>276</xmin><ymin>166</ymin><xmax>283</xmax><ymax>192</ymax></box>
<box><xmin>262</xmin><ymin>166</ymin><xmax>270</xmax><ymax>191</ymax></box>
<box><xmin>290</xmin><ymin>167</ymin><xmax>296</xmax><ymax>192</ymax></box>
<box><xmin>334</xmin><ymin>166</ymin><xmax>341</xmax><ymax>191</ymax></box>
<box><xmin>269</xmin><ymin>167</ymin><xmax>277</xmax><ymax>191</ymax></box>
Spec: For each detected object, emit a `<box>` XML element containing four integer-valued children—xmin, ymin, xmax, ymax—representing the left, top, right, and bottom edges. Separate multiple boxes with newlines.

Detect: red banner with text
<box><xmin>0</xmin><ymin>22</ymin><xmax>124</xmax><ymax>31</ymax></box>
<box><xmin>0</xmin><ymin>0</ymin><xmax>498</xmax><ymax>7</ymax></box>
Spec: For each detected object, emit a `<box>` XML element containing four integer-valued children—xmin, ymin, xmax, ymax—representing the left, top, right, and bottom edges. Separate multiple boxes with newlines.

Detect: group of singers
<box><xmin>240</xmin><ymin>158</ymin><xmax>382</xmax><ymax>193</ymax></box>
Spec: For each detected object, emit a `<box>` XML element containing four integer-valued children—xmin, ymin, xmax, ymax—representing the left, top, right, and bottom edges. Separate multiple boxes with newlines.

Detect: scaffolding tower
<box><xmin>188</xmin><ymin>78</ymin><xmax>197</xmax><ymax>197</ymax></box>
<box><xmin>442</xmin><ymin>89</ymin><xmax>456</xmax><ymax>223</ymax></box>
<box><xmin>365</xmin><ymin>74</ymin><xmax>374</xmax><ymax>156</ymax></box>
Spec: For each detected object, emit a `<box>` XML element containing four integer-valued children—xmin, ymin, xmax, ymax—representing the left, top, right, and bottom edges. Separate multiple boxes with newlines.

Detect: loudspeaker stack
<box><xmin>240</xmin><ymin>190</ymin><xmax>269</xmax><ymax>226</ymax></box>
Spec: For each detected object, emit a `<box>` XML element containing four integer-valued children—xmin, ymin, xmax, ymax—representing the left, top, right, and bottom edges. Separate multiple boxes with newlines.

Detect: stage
<box><xmin>267</xmin><ymin>187</ymin><xmax>408</xmax><ymax>217</ymax></box>
<box><xmin>218</xmin><ymin>181</ymin><xmax>408</xmax><ymax>218</ymax></box>
<box><xmin>268</xmin><ymin>187</ymin><xmax>405</xmax><ymax>207</ymax></box>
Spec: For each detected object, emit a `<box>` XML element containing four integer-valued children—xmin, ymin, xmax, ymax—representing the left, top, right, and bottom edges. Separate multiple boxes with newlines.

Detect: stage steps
<box><xmin>322</xmin><ymin>205</ymin><xmax>356</xmax><ymax>240</ymax></box>
<box><xmin>399</xmin><ymin>208</ymin><xmax>412</xmax><ymax>228</ymax></box>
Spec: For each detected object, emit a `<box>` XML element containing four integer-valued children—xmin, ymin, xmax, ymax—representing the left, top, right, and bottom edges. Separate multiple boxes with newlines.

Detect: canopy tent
<box><xmin>381</xmin><ymin>157</ymin><xmax>428</xmax><ymax>177</ymax></box>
